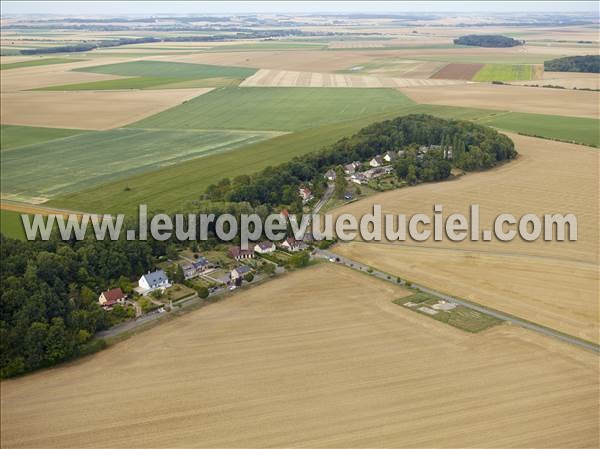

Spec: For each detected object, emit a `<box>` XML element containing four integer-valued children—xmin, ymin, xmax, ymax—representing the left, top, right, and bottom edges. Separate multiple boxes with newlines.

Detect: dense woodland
<box><xmin>206</xmin><ymin>114</ymin><xmax>516</xmax><ymax>207</ymax></box>
<box><xmin>0</xmin><ymin>114</ymin><xmax>515</xmax><ymax>377</ymax></box>
<box><xmin>453</xmin><ymin>34</ymin><xmax>524</xmax><ymax>47</ymax></box>
<box><xmin>544</xmin><ymin>55</ymin><xmax>600</xmax><ymax>73</ymax></box>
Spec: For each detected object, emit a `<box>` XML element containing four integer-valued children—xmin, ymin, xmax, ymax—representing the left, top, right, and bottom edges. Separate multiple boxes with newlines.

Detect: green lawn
<box><xmin>1</xmin><ymin>128</ymin><xmax>281</xmax><ymax>203</ymax></box>
<box><xmin>477</xmin><ymin>112</ymin><xmax>600</xmax><ymax>147</ymax></box>
<box><xmin>0</xmin><ymin>210</ymin><xmax>28</xmax><ymax>240</ymax></box>
<box><xmin>472</xmin><ymin>64</ymin><xmax>535</xmax><ymax>82</ymax></box>
<box><xmin>0</xmin><ymin>57</ymin><xmax>82</xmax><ymax>70</ymax></box>
<box><xmin>38</xmin><ymin>60</ymin><xmax>257</xmax><ymax>90</ymax></box>
<box><xmin>1</xmin><ymin>125</ymin><xmax>88</xmax><ymax>151</ymax></box>
<box><xmin>131</xmin><ymin>87</ymin><xmax>416</xmax><ymax>132</ymax></box>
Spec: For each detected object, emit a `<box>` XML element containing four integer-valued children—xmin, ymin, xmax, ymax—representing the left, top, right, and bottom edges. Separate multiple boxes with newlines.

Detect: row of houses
<box><xmin>229</xmin><ymin>237</ymin><xmax>309</xmax><ymax>261</ymax></box>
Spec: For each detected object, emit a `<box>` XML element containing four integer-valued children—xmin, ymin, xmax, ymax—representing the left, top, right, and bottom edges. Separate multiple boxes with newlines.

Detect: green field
<box><xmin>48</xmin><ymin>112</ymin><xmax>410</xmax><ymax>214</ymax></box>
<box><xmin>472</xmin><ymin>64</ymin><xmax>535</xmax><ymax>81</ymax></box>
<box><xmin>1</xmin><ymin>125</ymin><xmax>87</xmax><ymax>151</ymax></box>
<box><xmin>44</xmin><ymin>103</ymin><xmax>598</xmax><ymax>214</ymax></box>
<box><xmin>131</xmin><ymin>87</ymin><xmax>416</xmax><ymax>131</ymax></box>
<box><xmin>0</xmin><ymin>210</ymin><xmax>28</xmax><ymax>240</ymax></box>
<box><xmin>75</xmin><ymin>60</ymin><xmax>256</xmax><ymax>78</ymax></box>
<box><xmin>477</xmin><ymin>112</ymin><xmax>600</xmax><ymax>147</ymax></box>
<box><xmin>0</xmin><ymin>57</ymin><xmax>82</xmax><ymax>70</ymax></box>
<box><xmin>39</xmin><ymin>60</ymin><xmax>257</xmax><ymax>90</ymax></box>
<box><xmin>1</xmin><ymin>128</ymin><xmax>281</xmax><ymax>203</ymax></box>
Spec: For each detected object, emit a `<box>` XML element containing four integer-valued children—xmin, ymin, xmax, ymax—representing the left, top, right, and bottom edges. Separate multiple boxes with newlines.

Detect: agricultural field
<box><xmin>0</xmin><ymin>209</ymin><xmax>26</xmax><ymax>240</ymax></box>
<box><xmin>1</xmin><ymin>128</ymin><xmax>282</xmax><ymax>203</ymax></box>
<box><xmin>131</xmin><ymin>86</ymin><xmax>416</xmax><ymax>131</ymax></box>
<box><xmin>0</xmin><ymin>57</ymin><xmax>84</xmax><ymax>70</ymax></box>
<box><xmin>0</xmin><ymin>124</ymin><xmax>87</xmax><ymax>150</ymax></box>
<box><xmin>333</xmin><ymin>134</ymin><xmax>599</xmax><ymax>343</ymax></box>
<box><xmin>472</xmin><ymin>63</ymin><xmax>538</xmax><ymax>81</ymax></box>
<box><xmin>430</xmin><ymin>63</ymin><xmax>484</xmax><ymax>80</ymax></box>
<box><xmin>38</xmin><ymin>60</ymin><xmax>259</xmax><ymax>90</ymax></box>
<box><xmin>240</xmin><ymin>68</ymin><xmax>467</xmax><ymax>88</ymax></box>
<box><xmin>401</xmin><ymin>82</ymin><xmax>600</xmax><ymax>118</ymax></box>
<box><xmin>2</xmin><ymin>265</ymin><xmax>598</xmax><ymax>448</ymax></box>
<box><xmin>1</xmin><ymin>88</ymin><xmax>213</xmax><ymax>129</ymax></box>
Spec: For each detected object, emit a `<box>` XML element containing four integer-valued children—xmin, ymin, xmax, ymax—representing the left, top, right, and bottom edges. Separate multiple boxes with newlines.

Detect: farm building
<box><xmin>98</xmin><ymin>287</ymin><xmax>126</xmax><ymax>309</ymax></box>
<box><xmin>229</xmin><ymin>246</ymin><xmax>255</xmax><ymax>261</ymax></box>
<box><xmin>137</xmin><ymin>270</ymin><xmax>170</xmax><ymax>295</ymax></box>
<box><xmin>255</xmin><ymin>241</ymin><xmax>276</xmax><ymax>254</ymax></box>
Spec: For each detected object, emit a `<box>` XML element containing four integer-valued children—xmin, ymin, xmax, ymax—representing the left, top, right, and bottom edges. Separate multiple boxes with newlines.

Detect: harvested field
<box><xmin>401</xmin><ymin>83</ymin><xmax>600</xmax><ymax>119</ymax></box>
<box><xmin>512</xmin><ymin>71</ymin><xmax>600</xmax><ymax>90</ymax></box>
<box><xmin>430</xmin><ymin>63</ymin><xmax>484</xmax><ymax>80</ymax></box>
<box><xmin>155</xmin><ymin>50</ymin><xmax>385</xmax><ymax>72</ymax></box>
<box><xmin>1</xmin><ymin>265</ymin><xmax>598</xmax><ymax>448</ymax></box>
<box><xmin>333</xmin><ymin>134</ymin><xmax>599</xmax><ymax>343</ymax></box>
<box><xmin>0</xmin><ymin>57</ymin><xmax>132</xmax><ymax>92</ymax></box>
<box><xmin>0</xmin><ymin>88</ymin><xmax>212</xmax><ymax>130</ymax></box>
<box><xmin>240</xmin><ymin>68</ymin><xmax>468</xmax><ymax>88</ymax></box>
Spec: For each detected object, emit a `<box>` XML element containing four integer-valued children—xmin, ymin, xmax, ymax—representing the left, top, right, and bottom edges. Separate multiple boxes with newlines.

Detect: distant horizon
<box><xmin>2</xmin><ymin>1</ymin><xmax>598</xmax><ymax>16</ymax></box>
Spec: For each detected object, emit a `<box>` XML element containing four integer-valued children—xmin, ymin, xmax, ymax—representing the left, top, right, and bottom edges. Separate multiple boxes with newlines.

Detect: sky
<box><xmin>2</xmin><ymin>1</ymin><xmax>598</xmax><ymax>15</ymax></box>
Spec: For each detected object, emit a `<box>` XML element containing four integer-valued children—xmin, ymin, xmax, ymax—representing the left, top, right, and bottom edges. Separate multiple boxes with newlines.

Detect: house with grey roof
<box><xmin>137</xmin><ymin>269</ymin><xmax>170</xmax><ymax>295</ymax></box>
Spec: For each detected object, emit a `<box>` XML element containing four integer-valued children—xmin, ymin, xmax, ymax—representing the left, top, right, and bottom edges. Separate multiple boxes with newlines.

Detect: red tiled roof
<box><xmin>102</xmin><ymin>287</ymin><xmax>125</xmax><ymax>302</ymax></box>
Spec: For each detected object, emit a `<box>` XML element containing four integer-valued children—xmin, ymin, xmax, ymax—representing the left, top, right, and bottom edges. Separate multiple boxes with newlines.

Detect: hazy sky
<box><xmin>2</xmin><ymin>1</ymin><xmax>598</xmax><ymax>15</ymax></box>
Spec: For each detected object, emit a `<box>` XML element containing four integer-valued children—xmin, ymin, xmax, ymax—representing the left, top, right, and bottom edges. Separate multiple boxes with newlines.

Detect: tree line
<box><xmin>544</xmin><ymin>55</ymin><xmax>600</xmax><ymax>73</ymax></box>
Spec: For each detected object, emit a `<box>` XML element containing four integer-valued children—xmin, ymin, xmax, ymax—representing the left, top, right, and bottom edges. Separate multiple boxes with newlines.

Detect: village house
<box><xmin>324</xmin><ymin>169</ymin><xmax>337</xmax><ymax>181</ymax></box>
<box><xmin>229</xmin><ymin>246</ymin><xmax>255</xmax><ymax>261</ymax></box>
<box><xmin>231</xmin><ymin>265</ymin><xmax>253</xmax><ymax>283</ymax></box>
<box><xmin>254</xmin><ymin>241</ymin><xmax>276</xmax><ymax>254</ymax></box>
<box><xmin>98</xmin><ymin>287</ymin><xmax>126</xmax><ymax>309</ymax></box>
<box><xmin>137</xmin><ymin>270</ymin><xmax>170</xmax><ymax>295</ymax></box>
<box><xmin>281</xmin><ymin>237</ymin><xmax>308</xmax><ymax>252</ymax></box>
<box><xmin>182</xmin><ymin>256</ymin><xmax>210</xmax><ymax>280</ymax></box>
<box><xmin>369</xmin><ymin>155</ymin><xmax>384</xmax><ymax>167</ymax></box>
<box><xmin>349</xmin><ymin>173</ymin><xmax>368</xmax><ymax>185</ymax></box>
<box><xmin>343</xmin><ymin>161</ymin><xmax>361</xmax><ymax>175</ymax></box>
<box><xmin>298</xmin><ymin>186</ymin><xmax>313</xmax><ymax>203</ymax></box>
<box><xmin>383</xmin><ymin>151</ymin><xmax>397</xmax><ymax>163</ymax></box>
<box><xmin>397</xmin><ymin>149</ymin><xmax>406</xmax><ymax>157</ymax></box>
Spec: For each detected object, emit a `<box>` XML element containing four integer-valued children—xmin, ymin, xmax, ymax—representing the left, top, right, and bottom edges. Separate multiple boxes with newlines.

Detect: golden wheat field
<box><xmin>333</xmin><ymin>134</ymin><xmax>599</xmax><ymax>343</ymax></box>
<box><xmin>0</xmin><ymin>88</ymin><xmax>213</xmax><ymax>130</ymax></box>
<box><xmin>1</xmin><ymin>265</ymin><xmax>598</xmax><ymax>449</ymax></box>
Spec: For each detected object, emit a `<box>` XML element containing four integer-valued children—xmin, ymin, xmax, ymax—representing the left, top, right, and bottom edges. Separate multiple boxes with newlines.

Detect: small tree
<box><xmin>174</xmin><ymin>265</ymin><xmax>185</xmax><ymax>284</ymax></box>
<box><xmin>244</xmin><ymin>273</ymin><xmax>254</xmax><ymax>283</ymax></box>
<box><xmin>195</xmin><ymin>285</ymin><xmax>209</xmax><ymax>299</ymax></box>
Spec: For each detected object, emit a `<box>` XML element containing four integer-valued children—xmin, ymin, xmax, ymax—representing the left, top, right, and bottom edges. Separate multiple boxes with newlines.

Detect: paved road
<box><xmin>312</xmin><ymin>182</ymin><xmax>335</xmax><ymax>215</ymax></box>
<box><xmin>315</xmin><ymin>248</ymin><xmax>600</xmax><ymax>354</ymax></box>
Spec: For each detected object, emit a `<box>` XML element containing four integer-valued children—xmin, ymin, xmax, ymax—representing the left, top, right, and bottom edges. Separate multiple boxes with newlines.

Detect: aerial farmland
<box><xmin>0</xmin><ymin>3</ymin><xmax>598</xmax><ymax>449</ymax></box>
